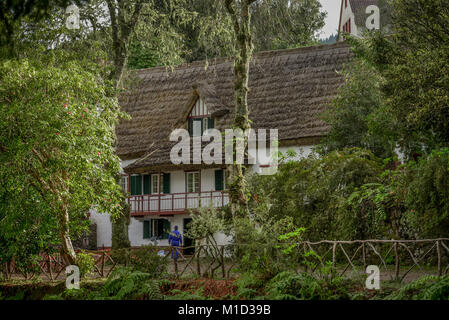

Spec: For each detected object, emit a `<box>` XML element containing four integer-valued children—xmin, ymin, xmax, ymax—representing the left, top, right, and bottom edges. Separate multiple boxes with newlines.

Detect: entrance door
<box><xmin>183</xmin><ymin>218</ymin><xmax>194</xmax><ymax>255</ymax></box>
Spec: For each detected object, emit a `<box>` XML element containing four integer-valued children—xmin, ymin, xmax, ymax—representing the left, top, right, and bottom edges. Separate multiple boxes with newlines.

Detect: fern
<box><xmin>99</xmin><ymin>267</ymin><xmax>163</xmax><ymax>300</ymax></box>
<box><xmin>386</xmin><ymin>275</ymin><xmax>449</xmax><ymax>300</ymax></box>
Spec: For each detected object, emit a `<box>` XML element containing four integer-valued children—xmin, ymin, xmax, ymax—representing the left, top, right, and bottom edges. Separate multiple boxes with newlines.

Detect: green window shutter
<box><xmin>208</xmin><ymin>117</ymin><xmax>214</xmax><ymax>129</ymax></box>
<box><xmin>143</xmin><ymin>220</ymin><xmax>150</xmax><ymax>239</ymax></box>
<box><xmin>215</xmin><ymin>169</ymin><xmax>224</xmax><ymax>191</ymax></box>
<box><xmin>162</xmin><ymin>220</ymin><xmax>171</xmax><ymax>239</ymax></box>
<box><xmin>163</xmin><ymin>173</ymin><xmax>171</xmax><ymax>194</ymax></box>
<box><xmin>188</xmin><ymin>118</ymin><xmax>193</xmax><ymax>136</ymax></box>
<box><xmin>130</xmin><ymin>175</ymin><xmax>142</xmax><ymax>195</ymax></box>
<box><xmin>143</xmin><ymin>175</ymin><xmax>150</xmax><ymax>195</ymax></box>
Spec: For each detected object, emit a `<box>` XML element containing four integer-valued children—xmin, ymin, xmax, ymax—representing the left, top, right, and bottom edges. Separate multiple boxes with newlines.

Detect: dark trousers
<box><xmin>171</xmin><ymin>244</ymin><xmax>180</xmax><ymax>259</ymax></box>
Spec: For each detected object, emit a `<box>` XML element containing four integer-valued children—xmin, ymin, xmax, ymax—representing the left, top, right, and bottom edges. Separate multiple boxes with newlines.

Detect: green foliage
<box><xmin>185</xmin><ymin>207</ymin><xmax>225</xmax><ymax>242</ymax></box>
<box><xmin>99</xmin><ymin>267</ymin><xmax>163</xmax><ymax>300</ymax></box>
<box><xmin>0</xmin><ymin>55</ymin><xmax>126</xmax><ymax>262</ymax></box>
<box><xmin>386</xmin><ymin>275</ymin><xmax>449</xmax><ymax>300</ymax></box>
<box><xmin>358</xmin><ymin>0</ymin><xmax>449</xmax><ymax>156</ymax></box>
<box><xmin>234</xmin><ymin>272</ymin><xmax>266</xmax><ymax>299</ymax></box>
<box><xmin>128</xmin><ymin>245</ymin><xmax>169</xmax><ymax>277</ymax></box>
<box><xmin>165</xmin><ymin>287</ymin><xmax>208</xmax><ymax>300</ymax></box>
<box><xmin>320</xmin><ymin>58</ymin><xmax>396</xmax><ymax>159</ymax></box>
<box><xmin>265</xmin><ymin>271</ymin><xmax>350</xmax><ymax>300</ymax></box>
<box><xmin>75</xmin><ymin>251</ymin><xmax>95</xmax><ymax>278</ymax></box>
<box><xmin>404</xmin><ymin>149</ymin><xmax>449</xmax><ymax>238</ymax></box>
<box><xmin>127</xmin><ymin>42</ymin><xmax>159</xmax><ymax>70</ymax></box>
<box><xmin>250</xmin><ymin>0</ymin><xmax>326</xmax><ymax>51</ymax></box>
<box><xmin>248</xmin><ymin>148</ymin><xmax>383</xmax><ymax>241</ymax></box>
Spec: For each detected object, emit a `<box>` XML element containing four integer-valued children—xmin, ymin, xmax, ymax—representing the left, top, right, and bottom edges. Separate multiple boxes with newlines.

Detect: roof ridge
<box><xmin>132</xmin><ymin>41</ymin><xmax>350</xmax><ymax>75</ymax></box>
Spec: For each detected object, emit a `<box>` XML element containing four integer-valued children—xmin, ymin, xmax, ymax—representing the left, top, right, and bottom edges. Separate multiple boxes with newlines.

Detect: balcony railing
<box><xmin>127</xmin><ymin>191</ymin><xmax>229</xmax><ymax>215</ymax></box>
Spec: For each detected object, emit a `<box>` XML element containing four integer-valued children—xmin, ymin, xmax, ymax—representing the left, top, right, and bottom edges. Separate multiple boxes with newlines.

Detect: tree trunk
<box><xmin>106</xmin><ymin>0</ymin><xmax>144</xmax><ymax>88</ymax></box>
<box><xmin>59</xmin><ymin>206</ymin><xmax>77</xmax><ymax>266</ymax></box>
<box><xmin>225</xmin><ymin>0</ymin><xmax>256</xmax><ymax>220</ymax></box>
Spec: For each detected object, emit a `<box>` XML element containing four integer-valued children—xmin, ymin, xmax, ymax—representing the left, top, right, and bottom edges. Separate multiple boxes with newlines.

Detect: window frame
<box><xmin>186</xmin><ymin>171</ymin><xmax>200</xmax><ymax>193</ymax></box>
<box><xmin>151</xmin><ymin>174</ymin><xmax>160</xmax><ymax>194</ymax></box>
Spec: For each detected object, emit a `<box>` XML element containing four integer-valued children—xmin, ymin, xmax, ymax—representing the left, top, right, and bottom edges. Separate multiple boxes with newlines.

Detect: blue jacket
<box><xmin>168</xmin><ymin>230</ymin><xmax>182</xmax><ymax>246</ymax></box>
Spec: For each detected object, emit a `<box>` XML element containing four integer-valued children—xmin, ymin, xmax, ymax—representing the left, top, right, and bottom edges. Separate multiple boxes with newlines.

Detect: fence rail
<box><xmin>127</xmin><ymin>191</ymin><xmax>229</xmax><ymax>215</ymax></box>
<box><xmin>2</xmin><ymin>239</ymin><xmax>448</xmax><ymax>282</ymax></box>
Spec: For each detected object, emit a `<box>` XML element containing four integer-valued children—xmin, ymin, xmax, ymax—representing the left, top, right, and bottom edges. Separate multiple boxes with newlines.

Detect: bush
<box><xmin>129</xmin><ymin>245</ymin><xmax>168</xmax><ymax>277</ymax></box>
<box><xmin>75</xmin><ymin>251</ymin><xmax>95</xmax><ymax>278</ymax></box>
<box><xmin>248</xmin><ymin>148</ymin><xmax>384</xmax><ymax>241</ymax></box>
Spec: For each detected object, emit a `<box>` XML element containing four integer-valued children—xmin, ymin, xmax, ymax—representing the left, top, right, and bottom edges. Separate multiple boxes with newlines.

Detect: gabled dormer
<box><xmin>188</xmin><ymin>97</ymin><xmax>215</xmax><ymax>137</ymax></box>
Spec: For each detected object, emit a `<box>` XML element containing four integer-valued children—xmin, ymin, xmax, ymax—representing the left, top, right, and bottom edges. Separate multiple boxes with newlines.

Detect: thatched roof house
<box><xmin>116</xmin><ymin>42</ymin><xmax>353</xmax><ymax>173</ymax></box>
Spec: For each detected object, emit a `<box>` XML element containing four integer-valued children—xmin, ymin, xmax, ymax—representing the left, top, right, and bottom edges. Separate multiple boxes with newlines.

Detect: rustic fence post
<box><xmin>196</xmin><ymin>246</ymin><xmax>201</xmax><ymax>277</ymax></box>
<box><xmin>332</xmin><ymin>242</ymin><xmax>337</xmax><ymax>268</ymax></box>
<box><xmin>221</xmin><ymin>246</ymin><xmax>225</xmax><ymax>278</ymax></box>
<box><xmin>437</xmin><ymin>240</ymin><xmax>442</xmax><ymax>277</ymax></box>
<box><xmin>101</xmin><ymin>251</ymin><xmax>105</xmax><ymax>277</ymax></box>
<box><xmin>173</xmin><ymin>247</ymin><xmax>179</xmax><ymax>276</ymax></box>
<box><xmin>362</xmin><ymin>243</ymin><xmax>367</xmax><ymax>270</ymax></box>
<box><xmin>48</xmin><ymin>254</ymin><xmax>53</xmax><ymax>281</ymax></box>
<box><xmin>394</xmin><ymin>242</ymin><xmax>400</xmax><ymax>281</ymax></box>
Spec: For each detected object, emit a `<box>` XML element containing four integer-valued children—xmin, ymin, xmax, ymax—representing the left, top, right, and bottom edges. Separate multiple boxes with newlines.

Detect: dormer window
<box><xmin>188</xmin><ymin>98</ymin><xmax>214</xmax><ymax>137</ymax></box>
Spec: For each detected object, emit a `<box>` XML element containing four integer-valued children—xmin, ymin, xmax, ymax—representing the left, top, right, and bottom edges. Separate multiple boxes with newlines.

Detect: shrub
<box><xmin>129</xmin><ymin>245</ymin><xmax>168</xmax><ymax>277</ymax></box>
<box><xmin>75</xmin><ymin>251</ymin><xmax>95</xmax><ymax>278</ymax></box>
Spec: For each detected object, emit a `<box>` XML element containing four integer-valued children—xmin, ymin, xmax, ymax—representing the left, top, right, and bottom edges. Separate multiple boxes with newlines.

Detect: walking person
<box><xmin>168</xmin><ymin>225</ymin><xmax>183</xmax><ymax>260</ymax></box>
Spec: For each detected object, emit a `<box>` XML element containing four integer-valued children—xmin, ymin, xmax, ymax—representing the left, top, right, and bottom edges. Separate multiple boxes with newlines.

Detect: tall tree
<box><xmin>105</xmin><ymin>0</ymin><xmax>145</xmax><ymax>87</ymax></box>
<box><xmin>0</xmin><ymin>56</ymin><xmax>125</xmax><ymax>264</ymax></box>
<box><xmin>224</xmin><ymin>0</ymin><xmax>257</xmax><ymax>220</ymax></box>
<box><xmin>360</xmin><ymin>0</ymin><xmax>449</xmax><ymax>157</ymax></box>
<box><xmin>251</xmin><ymin>0</ymin><xmax>325</xmax><ymax>51</ymax></box>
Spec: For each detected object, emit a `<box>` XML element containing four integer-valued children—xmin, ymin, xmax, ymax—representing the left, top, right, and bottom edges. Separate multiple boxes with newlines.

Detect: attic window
<box><xmin>188</xmin><ymin>98</ymin><xmax>214</xmax><ymax>136</ymax></box>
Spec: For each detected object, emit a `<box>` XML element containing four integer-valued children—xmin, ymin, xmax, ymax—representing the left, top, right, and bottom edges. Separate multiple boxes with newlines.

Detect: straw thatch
<box><xmin>116</xmin><ymin>42</ymin><xmax>353</xmax><ymax>173</ymax></box>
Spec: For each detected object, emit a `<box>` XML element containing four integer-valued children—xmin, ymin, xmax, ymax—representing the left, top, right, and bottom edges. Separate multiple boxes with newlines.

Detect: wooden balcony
<box><xmin>127</xmin><ymin>191</ymin><xmax>229</xmax><ymax>216</ymax></box>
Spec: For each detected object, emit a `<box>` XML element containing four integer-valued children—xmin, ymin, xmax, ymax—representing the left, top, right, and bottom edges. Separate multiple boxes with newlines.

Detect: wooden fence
<box><xmin>2</xmin><ymin>239</ymin><xmax>448</xmax><ymax>282</ymax></box>
<box><xmin>1</xmin><ymin>250</ymin><xmax>117</xmax><ymax>281</ymax></box>
<box><xmin>171</xmin><ymin>239</ymin><xmax>449</xmax><ymax>281</ymax></box>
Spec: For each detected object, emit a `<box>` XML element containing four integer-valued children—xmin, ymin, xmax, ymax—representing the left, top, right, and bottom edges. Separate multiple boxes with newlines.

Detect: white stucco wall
<box><xmin>90</xmin><ymin>210</ymin><xmax>112</xmax><ymax>248</ymax></box>
<box><xmin>90</xmin><ymin>146</ymin><xmax>314</xmax><ymax>248</ymax></box>
<box><xmin>339</xmin><ymin>0</ymin><xmax>359</xmax><ymax>38</ymax></box>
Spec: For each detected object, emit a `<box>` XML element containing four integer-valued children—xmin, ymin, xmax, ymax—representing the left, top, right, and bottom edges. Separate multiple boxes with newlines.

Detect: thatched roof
<box><xmin>117</xmin><ymin>42</ymin><xmax>353</xmax><ymax>173</ymax></box>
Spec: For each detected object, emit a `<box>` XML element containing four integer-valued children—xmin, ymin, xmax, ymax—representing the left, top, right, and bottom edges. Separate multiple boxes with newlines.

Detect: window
<box><xmin>215</xmin><ymin>169</ymin><xmax>226</xmax><ymax>191</ymax></box>
<box><xmin>130</xmin><ymin>175</ymin><xmax>142</xmax><ymax>195</ymax></box>
<box><xmin>162</xmin><ymin>173</ymin><xmax>171</xmax><ymax>194</ymax></box>
<box><xmin>186</xmin><ymin>172</ymin><xmax>199</xmax><ymax>193</ymax></box>
<box><xmin>151</xmin><ymin>174</ymin><xmax>159</xmax><ymax>194</ymax></box>
<box><xmin>120</xmin><ymin>175</ymin><xmax>128</xmax><ymax>193</ymax></box>
<box><xmin>143</xmin><ymin>219</ymin><xmax>170</xmax><ymax>239</ymax></box>
<box><xmin>191</xmin><ymin>119</ymin><xmax>202</xmax><ymax>137</ymax></box>
<box><xmin>188</xmin><ymin>98</ymin><xmax>214</xmax><ymax>137</ymax></box>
